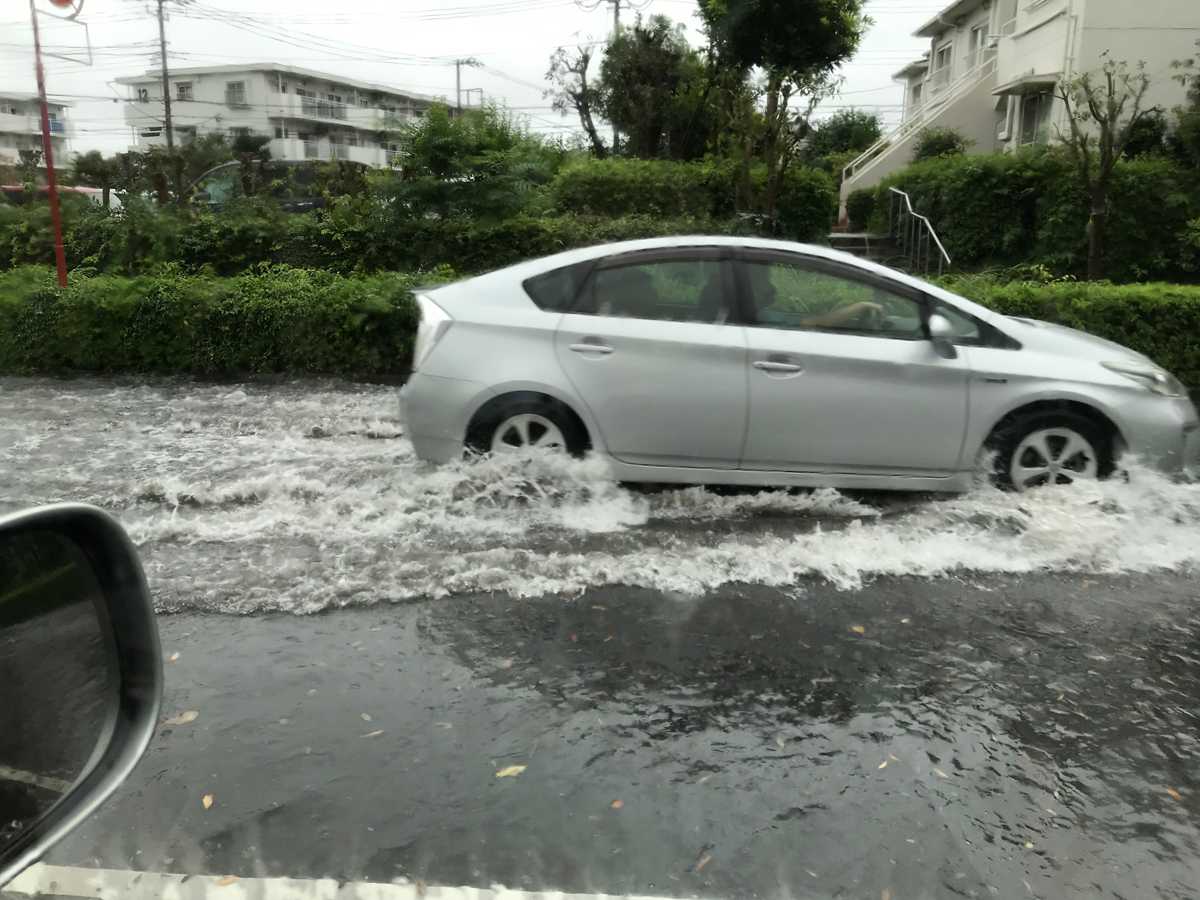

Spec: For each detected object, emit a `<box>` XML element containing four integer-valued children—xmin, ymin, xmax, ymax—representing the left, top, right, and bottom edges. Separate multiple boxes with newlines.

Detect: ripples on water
<box><xmin>1</xmin><ymin>376</ymin><xmax>1198</xmax><ymax>614</ymax></box>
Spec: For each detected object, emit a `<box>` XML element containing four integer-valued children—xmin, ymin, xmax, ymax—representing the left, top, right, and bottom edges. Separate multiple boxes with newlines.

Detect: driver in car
<box><xmin>748</xmin><ymin>264</ymin><xmax>884</xmax><ymax>330</ymax></box>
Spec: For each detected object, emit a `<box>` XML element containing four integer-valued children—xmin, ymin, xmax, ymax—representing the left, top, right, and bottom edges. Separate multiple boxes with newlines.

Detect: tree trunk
<box><xmin>101</xmin><ymin>184</ymin><xmax>110</xmax><ymax>209</ymax></box>
<box><xmin>762</xmin><ymin>74</ymin><xmax>783</xmax><ymax>225</ymax></box>
<box><xmin>1086</xmin><ymin>185</ymin><xmax>1107</xmax><ymax>280</ymax></box>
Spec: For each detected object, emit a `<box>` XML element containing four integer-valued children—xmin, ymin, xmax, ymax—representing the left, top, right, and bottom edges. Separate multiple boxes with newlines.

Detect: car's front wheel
<box><xmin>465</xmin><ymin>395</ymin><xmax>588</xmax><ymax>457</ymax></box>
<box><xmin>988</xmin><ymin>411</ymin><xmax>1113</xmax><ymax>491</ymax></box>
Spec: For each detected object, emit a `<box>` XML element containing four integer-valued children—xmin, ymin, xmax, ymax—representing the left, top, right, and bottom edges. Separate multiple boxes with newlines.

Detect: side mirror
<box><xmin>0</xmin><ymin>505</ymin><xmax>161</xmax><ymax>888</ymax></box>
<box><xmin>927</xmin><ymin>313</ymin><xmax>958</xmax><ymax>360</ymax></box>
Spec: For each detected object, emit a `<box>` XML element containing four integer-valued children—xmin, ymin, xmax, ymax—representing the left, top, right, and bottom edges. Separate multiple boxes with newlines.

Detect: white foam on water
<box><xmin>2</xmin><ymin>378</ymin><xmax>1198</xmax><ymax>614</ymax></box>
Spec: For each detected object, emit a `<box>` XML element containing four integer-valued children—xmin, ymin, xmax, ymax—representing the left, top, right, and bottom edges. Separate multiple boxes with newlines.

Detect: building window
<box><xmin>136</xmin><ymin>87</ymin><xmax>150</xmax><ymax>103</ymax></box>
<box><xmin>910</xmin><ymin>82</ymin><xmax>923</xmax><ymax>107</ymax></box>
<box><xmin>228</xmin><ymin>127</ymin><xmax>251</xmax><ymax>140</ymax></box>
<box><xmin>967</xmin><ymin>25</ymin><xmax>987</xmax><ymax>69</ymax></box>
<box><xmin>274</xmin><ymin>126</ymin><xmax>284</xmax><ymax>139</ymax></box>
<box><xmin>139</xmin><ymin>127</ymin><xmax>162</xmax><ymax>138</ymax></box>
<box><xmin>176</xmin><ymin>81</ymin><xmax>192</xmax><ymax>101</ymax></box>
<box><xmin>225</xmin><ymin>81</ymin><xmax>247</xmax><ymax>107</ymax></box>
<box><xmin>1019</xmin><ymin>91</ymin><xmax>1053</xmax><ymax>145</ymax></box>
<box><xmin>280</xmin><ymin>81</ymin><xmax>289</xmax><ymax>93</ymax></box>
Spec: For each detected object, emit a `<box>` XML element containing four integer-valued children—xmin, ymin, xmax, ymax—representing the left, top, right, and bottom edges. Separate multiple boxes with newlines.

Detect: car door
<box><xmin>735</xmin><ymin>251</ymin><xmax>970</xmax><ymax>475</ymax></box>
<box><xmin>554</xmin><ymin>249</ymin><xmax>747</xmax><ymax>468</ymax></box>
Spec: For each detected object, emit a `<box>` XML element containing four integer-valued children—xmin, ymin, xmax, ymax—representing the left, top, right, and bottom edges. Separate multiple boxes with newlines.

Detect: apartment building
<box><xmin>841</xmin><ymin>0</ymin><xmax>1200</xmax><ymax>213</ymax></box>
<box><xmin>116</xmin><ymin>63</ymin><xmax>448</xmax><ymax>167</ymax></box>
<box><xmin>0</xmin><ymin>93</ymin><xmax>71</xmax><ymax>167</ymax></box>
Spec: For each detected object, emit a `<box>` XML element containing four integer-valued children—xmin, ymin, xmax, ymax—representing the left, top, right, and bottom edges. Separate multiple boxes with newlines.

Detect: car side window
<box><xmin>574</xmin><ymin>258</ymin><xmax>729</xmax><ymax>324</ymax></box>
<box><xmin>742</xmin><ymin>259</ymin><xmax>923</xmax><ymax>339</ymax></box>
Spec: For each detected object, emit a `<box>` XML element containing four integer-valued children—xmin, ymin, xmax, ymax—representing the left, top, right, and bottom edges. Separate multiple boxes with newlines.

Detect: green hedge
<box><xmin>876</xmin><ymin>150</ymin><xmax>1200</xmax><ymax>282</ymax></box>
<box><xmin>6</xmin><ymin>264</ymin><xmax>1199</xmax><ymax>386</ymax></box>
<box><xmin>0</xmin><ymin>265</ymin><xmax>422</xmax><ymax>378</ymax></box>
<box><xmin>941</xmin><ymin>276</ymin><xmax>1200</xmax><ymax>386</ymax></box>
<box><xmin>550</xmin><ymin>157</ymin><xmax>835</xmax><ymax>240</ymax></box>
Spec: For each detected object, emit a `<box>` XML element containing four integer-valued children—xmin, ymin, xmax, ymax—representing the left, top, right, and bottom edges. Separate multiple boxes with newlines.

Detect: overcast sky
<box><xmin>2</xmin><ymin>0</ymin><xmax>946</xmax><ymax>156</ymax></box>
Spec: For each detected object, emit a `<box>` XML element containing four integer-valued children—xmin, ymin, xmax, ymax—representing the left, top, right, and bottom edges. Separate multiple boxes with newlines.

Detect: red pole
<box><xmin>28</xmin><ymin>0</ymin><xmax>68</xmax><ymax>288</ymax></box>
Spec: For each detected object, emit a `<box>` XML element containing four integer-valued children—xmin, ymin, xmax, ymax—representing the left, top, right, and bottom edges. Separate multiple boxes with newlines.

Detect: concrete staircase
<box><xmin>826</xmin><ymin>232</ymin><xmax>908</xmax><ymax>270</ymax></box>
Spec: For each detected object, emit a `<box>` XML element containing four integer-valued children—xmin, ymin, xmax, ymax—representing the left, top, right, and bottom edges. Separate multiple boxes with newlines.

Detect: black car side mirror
<box><xmin>927</xmin><ymin>312</ymin><xmax>958</xmax><ymax>360</ymax></box>
<box><xmin>0</xmin><ymin>505</ymin><xmax>161</xmax><ymax>888</ymax></box>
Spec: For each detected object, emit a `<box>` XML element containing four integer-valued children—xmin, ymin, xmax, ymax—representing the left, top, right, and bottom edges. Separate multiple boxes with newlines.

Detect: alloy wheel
<box><xmin>1009</xmin><ymin>427</ymin><xmax>1098</xmax><ymax>490</ymax></box>
<box><xmin>490</xmin><ymin>413</ymin><xmax>566</xmax><ymax>454</ymax></box>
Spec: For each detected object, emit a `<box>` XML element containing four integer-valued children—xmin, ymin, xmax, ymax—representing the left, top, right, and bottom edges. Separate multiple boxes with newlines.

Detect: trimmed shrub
<box><xmin>878</xmin><ymin>149</ymin><xmax>1200</xmax><ymax>282</ymax></box>
<box><xmin>0</xmin><ymin>265</ymin><xmax>424</xmax><ymax>379</ymax></box>
<box><xmin>845</xmin><ymin>188</ymin><xmax>876</xmax><ymax>232</ymax></box>
<box><xmin>549</xmin><ymin>157</ymin><xmax>835</xmax><ymax>240</ymax></box>
<box><xmin>912</xmin><ymin>127</ymin><xmax>973</xmax><ymax>162</ymax></box>
<box><xmin>938</xmin><ymin>276</ymin><xmax>1200</xmax><ymax>386</ymax></box>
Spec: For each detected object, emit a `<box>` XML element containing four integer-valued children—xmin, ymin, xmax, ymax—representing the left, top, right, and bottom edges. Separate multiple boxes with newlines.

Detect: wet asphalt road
<box><xmin>38</xmin><ymin>573</ymin><xmax>1200</xmax><ymax>900</ymax></box>
<box><xmin>2</xmin><ymin>377</ymin><xmax>1200</xmax><ymax>898</ymax></box>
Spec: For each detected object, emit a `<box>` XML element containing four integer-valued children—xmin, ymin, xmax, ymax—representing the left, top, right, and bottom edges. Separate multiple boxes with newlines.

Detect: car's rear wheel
<box><xmin>987</xmin><ymin>411</ymin><xmax>1113</xmax><ymax>491</ymax></box>
<box><xmin>466</xmin><ymin>396</ymin><xmax>588</xmax><ymax>457</ymax></box>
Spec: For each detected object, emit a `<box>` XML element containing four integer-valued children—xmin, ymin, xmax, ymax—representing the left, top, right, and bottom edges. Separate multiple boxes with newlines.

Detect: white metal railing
<box><xmin>300</xmin><ymin>97</ymin><xmax>347</xmax><ymax>121</ymax></box>
<box><xmin>889</xmin><ymin>187</ymin><xmax>951</xmax><ymax>276</ymax></box>
<box><xmin>842</xmin><ymin>55</ymin><xmax>998</xmax><ymax>188</ymax></box>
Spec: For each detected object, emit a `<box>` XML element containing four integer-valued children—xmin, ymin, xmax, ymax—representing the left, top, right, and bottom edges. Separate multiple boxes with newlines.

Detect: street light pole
<box><xmin>27</xmin><ymin>0</ymin><xmax>68</xmax><ymax>287</ymax></box>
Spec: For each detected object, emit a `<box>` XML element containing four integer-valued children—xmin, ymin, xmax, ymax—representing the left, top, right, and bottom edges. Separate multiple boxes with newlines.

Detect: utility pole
<box><xmin>155</xmin><ymin>0</ymin><xmax>173</xmax><ymax>153</ymax></box>
<box><xmin>453</xmin><ymin>57</ymin><xmax>480</xmax><ymax>113</ymax></box>
<box><xmin>27</xmin><ymin>0</ymin><xmax>67</xmax><ymax>287</ymax></box>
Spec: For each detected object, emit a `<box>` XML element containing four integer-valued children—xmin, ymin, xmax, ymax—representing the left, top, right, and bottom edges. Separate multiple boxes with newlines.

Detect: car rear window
<box><xmin>522</xmin><ymin>261</ymin><xmax>593</xmax><ymax>311</ymax></box>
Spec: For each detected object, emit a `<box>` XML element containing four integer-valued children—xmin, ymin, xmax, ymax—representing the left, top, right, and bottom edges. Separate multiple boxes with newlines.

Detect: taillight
<box><xmin>413</xmin><ymin>295</ymin><xmax>452</xmax><ymax>371</ymax></box>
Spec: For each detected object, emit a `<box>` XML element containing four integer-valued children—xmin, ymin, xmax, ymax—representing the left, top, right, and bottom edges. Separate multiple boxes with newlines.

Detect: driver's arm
<box><xmin>800</xmin><ymin>301</ymin><xmax>883</xmax><ymax>329</ymax></box>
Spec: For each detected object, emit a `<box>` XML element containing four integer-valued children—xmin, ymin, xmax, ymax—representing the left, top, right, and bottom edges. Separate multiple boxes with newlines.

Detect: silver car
<box><xmin>400</xmin><ymin>237</ymin><xmax>1198</xmax><ymax>491</ymax></box>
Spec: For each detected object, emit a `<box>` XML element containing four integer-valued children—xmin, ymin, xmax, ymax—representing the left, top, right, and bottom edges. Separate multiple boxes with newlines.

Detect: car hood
<box><xmin>1003</xmin><ymin>315</ymin><xmax>1157</xmax><ymax>367</ymax></box>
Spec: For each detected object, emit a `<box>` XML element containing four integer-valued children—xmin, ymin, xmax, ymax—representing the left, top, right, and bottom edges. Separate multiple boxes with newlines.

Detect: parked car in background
<box><xmin>401</xmin><ymin>237</ymin><xmax>1198</xmax><ymax>492</ymax></box>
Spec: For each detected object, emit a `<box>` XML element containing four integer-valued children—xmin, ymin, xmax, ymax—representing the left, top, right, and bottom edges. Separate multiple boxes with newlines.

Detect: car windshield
<box><xmin>4</xmin><ymin>2</ymin><xmax>1200</xmax><ymax>900</ymax></box>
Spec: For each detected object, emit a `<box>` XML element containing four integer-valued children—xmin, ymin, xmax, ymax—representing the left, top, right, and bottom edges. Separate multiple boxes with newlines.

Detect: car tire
<box><xmin>465</xmin><ymin>395</ymin><xmax>589</xmax><ymax>457</ymax></box>
<box><xmin>987</xmin><ymin>410</ymin><xmax>1114</xmax><ymax>491</ymax></box>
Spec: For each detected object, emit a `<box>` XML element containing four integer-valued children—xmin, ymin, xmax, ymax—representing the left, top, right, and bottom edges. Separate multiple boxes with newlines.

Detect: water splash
<box><xmin>2</xmin><ymin>377</ymin><xmax>1198</xmax><ymax>614</ymax></box>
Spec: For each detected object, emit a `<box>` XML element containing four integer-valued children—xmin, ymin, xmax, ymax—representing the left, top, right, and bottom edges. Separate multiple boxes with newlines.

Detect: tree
<box><xmin>1055</xmin><ymin>55</ymin><xmax>1156</xmax><ymax>279</ymax></box>
<box><xmin>802</xmin><ymin>109</ymin><xmax>881</xmax><ymax>167</ymax></box>
<box><xmin>912</xmin><ymin>126</ymin><xmax>972</xmax><ymax>162</ymax></box>
<box><xmin>390</xmin><ymin>103</ymin><xmax>562</xmax><ymax>221</ymax></box>
<box><xmin>1170</xmin><ymin>42</ymin><xmax>1200</xmax><ymax>167</ymax></box>
<box><xmin>16</xmin><ymin>149</ymin><xmax>42</xmax><ymax>192</ymax></box>
<box><xmin>70</xmin><ymin>150</ymin><xmax>119</xmax><ymax>208</ymax></box>
<box><xmin>598</xmin><ymin>15</ymin><xmax>712</xmax><ymax>160</ymax></box>
<box><xmin>699</xmin><ymin>0</ymin><xmax>869</xmax><ymax>222</ymax></box>
<box><xmin>1120</xmin><ymin>109</ymin><xmax>1168</xmax><ymax>158</ymax></box>
<box><xmin>546</xmin><ymin>45</ymin><xmax>608</xmax><ymax>158</ymax></box>
<box><xmin>231</xmin><ymin>133</ymin><xmax>272</xmax><ymax>197</ymax></box>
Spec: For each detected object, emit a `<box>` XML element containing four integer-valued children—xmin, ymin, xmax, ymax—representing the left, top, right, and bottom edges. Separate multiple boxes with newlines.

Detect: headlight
<box><xmin>1102</xmin><ymin>360</ymin><xmax>1187</xmax><ymax>397</ymax></box>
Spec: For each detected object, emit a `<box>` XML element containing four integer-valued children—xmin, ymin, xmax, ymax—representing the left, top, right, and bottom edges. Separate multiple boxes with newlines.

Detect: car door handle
<box><xmin>569</xmin><ymin>342</ymin><xmax>614</xmax><ymax>354</ymax></box>
<box><xmin>752</xmin><ymin>360</ymin><xmax>803</xmax><ymax>373</ymax></box>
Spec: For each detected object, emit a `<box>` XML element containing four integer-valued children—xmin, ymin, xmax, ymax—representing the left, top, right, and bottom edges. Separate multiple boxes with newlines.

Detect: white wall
<box><xmin>1075</xmin><ymin>0</ymin><xmax>1200</xmax><ymax>116</ymax></box>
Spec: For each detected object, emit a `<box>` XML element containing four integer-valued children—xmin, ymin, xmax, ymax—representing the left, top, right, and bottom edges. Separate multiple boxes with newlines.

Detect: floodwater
<box><xmin>3</xmin><ymin>377</ymin><xmax>1200</xmax><ymax>898</ymax></box>
<box><xmin>1</xmin><ymin>376</ymin><xmax>1198</xmax><ymax>613</ymax></box>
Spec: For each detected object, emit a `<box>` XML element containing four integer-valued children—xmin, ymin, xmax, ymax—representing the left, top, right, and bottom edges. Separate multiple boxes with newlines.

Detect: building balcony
<box><xmin>266</xmin><ymin>93</ymin><xmax>391</xmax><ymax>130</ymax></box>
<box><xmin>0</xmin><ymin>111</ymin><xmax>71</xmax><ymax>139</ymax></box>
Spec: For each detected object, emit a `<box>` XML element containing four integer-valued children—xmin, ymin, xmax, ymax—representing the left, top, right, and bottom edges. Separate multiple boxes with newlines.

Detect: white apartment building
<box><xmin>0</xmin><ymin>93</ymin><xmax>71</xmax><ymax>168</ymax></box>
<box><xmin>116</xmin><ymin>63</ymin><xmax>449</xmax><ymax>167</ymax></box>
<box><xmin>841</xmin><ymin>0</ymin><xmax>1200</xmax><ymax>213</ymax></box>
